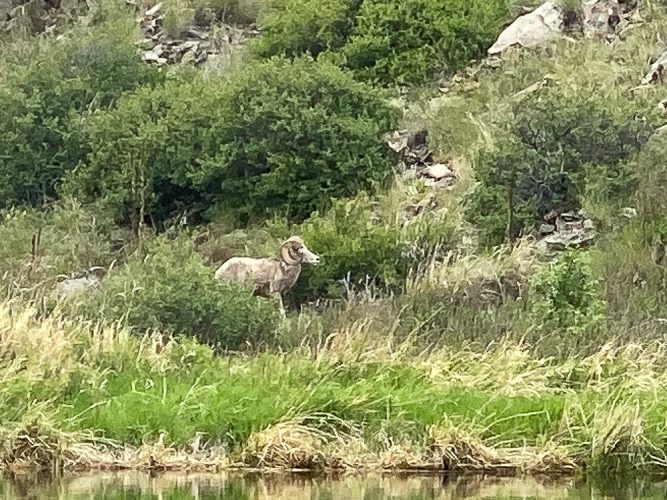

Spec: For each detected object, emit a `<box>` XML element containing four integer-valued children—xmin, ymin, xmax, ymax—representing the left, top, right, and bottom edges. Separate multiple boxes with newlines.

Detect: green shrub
<box><xmin>67</xmin><ymin>57</ymin><xmax>399</xmax><ymax>226</ymax></box>
<box><xmin>198</xmin><ymin>56</ymin><xmax>399</xmax><ymax>223</ymax></box>
<box><xmin>69</xmin><ymin>236</ymin><xmax>280</xmax><ymax>350</ymax></box>
<box><xmin>340</xmin><ymin>0</ymin><xmax>509</xmax><ymax>85</ymax></box>
<box><xmin>0</xmin><ymin>29</ymin><xmax>163</xmax><ymax>209</ymax></box>
<box><xmin>255</xmin><ymin>0</ymin><xmax>509</xmax><ymax>86</ymax></box>
<box><xmin>528</xmin><ymin>249</ymin><xmax>606</xmax><ymax>338</ymax></box>
<box><xmin>469</xmin><ymin>88</ymin><xmax>653</xmax><ymax>246</ymax></box>
<box><xmin>635</xmin><ymin>133</ymin><xmax>667</xmax><ymax>226</ymax></box>
<box><xmin>268</xmin><ymin>191</ymin><xmax>452</xmax><ymax>304</ymax></box>
<box><xmin>293</xmin><ymin>197</ymin><xmax>407</xmax><ymax>301</ymax></box>
<box><xmin>253</xmin><ymin>0</ymin><xmax>360</xmax><ymax>59</ymax></box>
<box><xmin>63</xmin><ymin>78</ymin><xmax>216</xmax><ymax>230</ymax></box>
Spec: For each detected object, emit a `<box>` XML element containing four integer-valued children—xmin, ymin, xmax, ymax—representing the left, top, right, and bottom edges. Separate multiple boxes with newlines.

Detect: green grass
<box><xmin>3</xmin><ymin>303</ymin><xmax>667</xmax><ymax>474</ymax></box>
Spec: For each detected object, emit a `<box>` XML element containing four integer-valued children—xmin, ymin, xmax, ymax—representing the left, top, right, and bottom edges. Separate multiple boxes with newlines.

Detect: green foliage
<box><xmin>253</xmin><ymin>0</ymin><xmax>360</xmax><ymax>58</ymax></box>
<box><xmin>255</xmin><ymin>0</ymin><xmax>509</xmax><ymax>86</ymax></box>
<box><xmin>528</xmin><ymin>249</ymin><xmax>606</xmax><ymax>337</ymax></box>
<box><xmin>206</xmin><ymin>0</ymin><xmax>265</xmax><ymax>24</ymax></box>
<box><xmin>470</xmin><ymin>88</ymin><xmax>653</xmax><ymax>246</ymax></box>
<box><xmin>290</xmin><ymin>197</ymin><xmax>408</xmax><ymax>301</ymax></box>
<box><xmin>0</xmin><ymin>199</ymin><xmax>127</xmax><ymax>299</ymax></box>
<box><xmin>267</xmin><ymin>191</ymin><xmax>452</xmax><ymax>305</ymax></box>
<box><xmin>340</xmin><ymin>0</ymin><xmax>509</xmax><ymax>85</ymax></box>
<box><xmin>635</xmin><ymin>133</ymin><xmax>667</xmax><ymax>226</ymax></box>
<box><xmin>70</xmin><ymin>236</ymin><xmax>280</xmax><ymax>349</ymax></box>
<box><xmin>198</xmin><ymin>56</ymin><xmax>399</xmax><ymax>223</ymax></box>
<box><xmin>63</xmin><ymin>78</ymin><xmax>215</xmax><ymax>228</ymax></box>
<box><xmin>0</xmin><ymin>29</ymin><xmax>163</xmax><ymax>209</ymax></box>
<box><xmin>67</xmin><ymin>57</ymin><xmax>399</xmax><ymax>226</ymax></box>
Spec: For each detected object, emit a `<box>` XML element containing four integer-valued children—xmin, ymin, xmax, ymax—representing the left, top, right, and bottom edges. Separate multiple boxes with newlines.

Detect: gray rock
<box><xmin>142</xmin><ymin>50</ymin><xmax>161</xmax><ymax>62</ymax></box>
<box><xmin>186</xmin><ymin>28</ymin><xmax>208</xmax><ymax>40</ymax></box>
<box><xmin>145</xmin><ymin>2</ymin><xmax>162</xmax><ymax>17</ymax></box>
<box><xmin>642</xmin><ymin>50</ymin><xmax>667</xmax><ymax>85</ymax></box>
<box><xmin>620</xmin><ymin>207</ymin><xmax>638</xmax><ymax>219</ymax></box>
<box><xmin>489</xmin><ymin>1</ymin><xmax>639</xmax><ymax>57</ymax></box>
<box><xmin>386</xmin><ymin>129</ymin><xmax>409</xmax><ymax>153</ymax></box>
<box><xmin>53</xmin><ymin>266</ymin><xmax>106</xmax><ymax>300</ymax></box>
<box><xmin>488</xmin><ymin>1</ymin><xmax>563</xmax><ymax>55</ymax></box>
<box><xmin>423</xmin><ymin>163</ymin><xmax>454</xmax><ymax>181</ymax></box>
<box><xmin>540</xmin><ymin>213</ymin><xmax>596</xmax><ymax>251</ymax></box>
<box><xmin>539</xmin><ymin>224</ymin><xmax>556</xmax><ymax>235</ymax></box>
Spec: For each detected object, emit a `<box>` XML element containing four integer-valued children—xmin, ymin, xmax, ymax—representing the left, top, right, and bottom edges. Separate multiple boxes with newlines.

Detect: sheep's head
<box><xmin>280</xmin><ymin>236</ymin><xmax>320</xmax><ymax>266</ymax></box>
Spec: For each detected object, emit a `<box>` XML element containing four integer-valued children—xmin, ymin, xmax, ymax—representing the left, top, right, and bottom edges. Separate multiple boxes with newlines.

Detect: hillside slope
<box><xmin>1</xmin><ymin>0</ymin><xmax>667</xmax><ymax>474</ymax></box>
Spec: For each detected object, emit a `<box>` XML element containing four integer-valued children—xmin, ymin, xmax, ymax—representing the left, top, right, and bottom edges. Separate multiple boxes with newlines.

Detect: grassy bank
<box><xmin>2</xmin><ymin>302</ymin><xmax>667</xmax><ymax>476</ymax></box>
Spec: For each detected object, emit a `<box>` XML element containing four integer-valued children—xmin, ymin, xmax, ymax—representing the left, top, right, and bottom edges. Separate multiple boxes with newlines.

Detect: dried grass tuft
<box><xmin>241</xmin><ymin>414</ymin><xmax>359</xmax><ymax>469</ymax></box>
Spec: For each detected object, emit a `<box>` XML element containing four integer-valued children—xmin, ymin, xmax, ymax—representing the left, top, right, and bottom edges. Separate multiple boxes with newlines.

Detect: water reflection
<box><xmin>1</xmin><ymin>470</ymin><xmax>666</xmax><ymax>499</ymax></box>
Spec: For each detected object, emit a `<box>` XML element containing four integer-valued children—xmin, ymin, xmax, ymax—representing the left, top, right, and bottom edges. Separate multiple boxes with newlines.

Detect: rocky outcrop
<box><xmin>642</xmin><ymin>50</ymin><xmax>667</xmax><ymax>85</ymax></box>
<box><xmin>1</xmin><ymin>0</ymin><xmax>92</xmax><ymax>35</ymax></box>
<box><xmin>537</xmin><ymin>211</ymin><xmax>596</xmax><ymax>252</ymax></box>
<box><xmin>385</xmin><ymin>129</ymin><xmax>456</xmax><ymax>188</ymax></box>
<box><xmin>137</xmin><ymin>2</ymin><xmax>259</xmax><ymax>68</ymax></box>
<box><xmin>488</xmin><ymin>0</ymin><xmax>640</xmax><ymax>56</ymax></box>
<box><xmin>488</xmin><ymin>1</ymin><xmax>563</xmax><ymax>55</ymax></box>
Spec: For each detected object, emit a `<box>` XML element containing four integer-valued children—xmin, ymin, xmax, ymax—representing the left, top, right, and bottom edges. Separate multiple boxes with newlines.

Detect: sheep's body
<box><xmin>214</xmin><ymin>257</ymin><xmax>302</xmax><ymax>296</ymax></box>
<box><xmin>214</xmin><ymin>236</ymin><xmax>320</xmax><ymax>316</ymax></box>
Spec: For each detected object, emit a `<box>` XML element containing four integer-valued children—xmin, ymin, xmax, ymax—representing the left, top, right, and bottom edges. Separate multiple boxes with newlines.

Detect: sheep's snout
<box><xmin>301</xmin><ymin>247</ymin><xmax>321</xmax><ymax>265</ymax></box>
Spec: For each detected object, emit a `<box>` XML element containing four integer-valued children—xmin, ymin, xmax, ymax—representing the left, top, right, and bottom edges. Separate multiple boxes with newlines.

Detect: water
<box><xmin>1</xmin><ymin>471</ymin><xmax>666</xmax><ymax>499</ymax></box>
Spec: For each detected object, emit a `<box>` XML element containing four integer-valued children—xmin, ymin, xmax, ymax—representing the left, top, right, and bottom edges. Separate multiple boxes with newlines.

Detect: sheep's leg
<box><xmin>275</xmin><ymin>292</ymin><xmax>287</xmax><ymax>317</ymax></box>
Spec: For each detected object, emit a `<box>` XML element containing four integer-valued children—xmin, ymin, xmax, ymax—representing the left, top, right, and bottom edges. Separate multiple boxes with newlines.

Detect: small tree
<box><xmin>528</xmin><ymin>249</ymin><xmax>606</xmax><ymax>338</ymax></box>
<box><xmin>470</xmin><ymin>88</ymin><xmax>652</xmax><ymax>246</ymax></box>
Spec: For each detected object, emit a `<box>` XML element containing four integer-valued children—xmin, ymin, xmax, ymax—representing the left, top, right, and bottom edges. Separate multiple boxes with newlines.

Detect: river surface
<box><xmin>1</xmin><ymin>471</ymin><xmax>666</xmax><ymax>499</ymax></box>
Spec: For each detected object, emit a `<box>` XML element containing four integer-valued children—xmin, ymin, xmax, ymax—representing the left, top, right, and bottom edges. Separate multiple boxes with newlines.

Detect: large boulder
<box><xmin>488</xmin><ymin>1</ymin><xmax>563</xmax><ymax>55</ymax></box>
<box><xmin>489</xmin><ymin>0</ymin><xmax>639</xmax><ymax>56</ymax></box>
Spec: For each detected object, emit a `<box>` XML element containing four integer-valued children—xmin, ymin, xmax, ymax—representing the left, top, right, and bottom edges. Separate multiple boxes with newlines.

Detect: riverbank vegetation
<box><xmin>4</xmin><ymin>302</ymin><xmax>667</xmax><ymax>475</ymax></box>
<box><xmin>2</xmin><ymin>0</ymin><xmax>667</xmax><ymax>476</ymax></box>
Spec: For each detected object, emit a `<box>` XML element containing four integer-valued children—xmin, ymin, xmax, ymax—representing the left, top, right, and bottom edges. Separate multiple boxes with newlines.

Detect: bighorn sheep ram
<box><xmin>214</xmin><ymin>236</ymin><xmax>320</xmax><ymax>316</ymax></box>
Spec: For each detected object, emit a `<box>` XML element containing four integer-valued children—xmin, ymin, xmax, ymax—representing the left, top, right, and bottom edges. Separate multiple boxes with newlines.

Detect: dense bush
<box><xmin>67</xmin><ymin>57</ymin><xmax>399</xmax><ymax>227</ymax></box>
<box><xmin>197</xmin><ymin>57</ymin><xmax>399</xmax><ymax>223</ymax></box>
<box><xmin>255</xmin><ymin>0</ymin><xmax>509</xmax><ymax>86</ymax></box>
<box><xmin>63</xmin><ymin>79</ymin><xmax>215</xmax><ymax>230</ymax></box>
<box><xmin>528</xmin><ymin>249</ymin><xmax>606</xmax><ymax>338</ymax></box>
<box><xmin>634</xmin><ymin>133</ymin><xmax>667</xmax><ymax>226</ymax></box>
<box><xmin>0</xmin><ymin>30</ymin><xmax>163</xmax><ymax>209</ymax></box>
<box><xmin>267</xmin><ymin>191</ymin><xmax>452</xmax><ymax>304</ymax></box>
<box><xmin>469</xmin><ymin>88</ymin><xmax>653</xmax><ymax>246</ymax></box>
<box><xmin>340</xmin><ymin>0</ymin><xmax>509</xmax><ymax>85</ymax></box>
<box><xmin>254</xmin><ymin>0</ymin><xmax>360</xmax><ymax>59</ymax></box>
<box><xmin>69</xmin><ymin>236</ymin><xmax>280</xmax><ymax>350</ymax></box>
<box><xmin>292</xmin><ymin>197</ymin><xmax>407</xmax><ymax>301</ymax></box>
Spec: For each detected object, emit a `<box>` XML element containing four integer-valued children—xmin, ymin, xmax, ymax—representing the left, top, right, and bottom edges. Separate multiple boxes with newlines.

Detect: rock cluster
<box><xmin>385</xmin><ymin>129</ymin><xmax>456</xmax><ymax>188</ymax></box>
<box><xmin>137</xmin><ymin>2</ymin><xmax>259</xmax><ymax>67</ymax></box>
<box><xmin>537</xmin><ymin>211</ymin><xmax>596</xmax><ymax>252</ymax></box>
